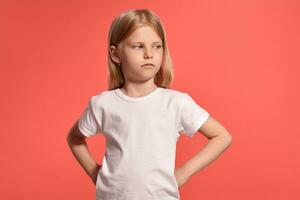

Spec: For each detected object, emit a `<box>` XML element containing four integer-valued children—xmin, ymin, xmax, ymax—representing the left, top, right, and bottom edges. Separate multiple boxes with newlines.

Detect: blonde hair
<box><xmin>107</xmin><ymin>9</ymin><xmax>174</xmax><ymax>90</ymax></box>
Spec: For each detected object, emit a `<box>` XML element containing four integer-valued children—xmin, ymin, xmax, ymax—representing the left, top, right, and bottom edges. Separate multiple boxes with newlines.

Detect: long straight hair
<box><xmin>107</xmin><ymin>9</ymin><xmax>174</xmax><ymax>90</ymax></box>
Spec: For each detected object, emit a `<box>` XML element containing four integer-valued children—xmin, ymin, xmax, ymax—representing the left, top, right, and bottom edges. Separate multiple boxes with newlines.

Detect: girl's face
<box><xmin>110</xmin><ymin>25</ymin><xmax>163</xmax><ymax>83</ymax></box>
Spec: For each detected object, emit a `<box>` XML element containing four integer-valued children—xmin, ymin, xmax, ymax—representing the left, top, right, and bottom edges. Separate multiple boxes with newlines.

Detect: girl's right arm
<box><xmin>66</xmin><ymin>120</ymin><xmax>101</xmax><ymax>185</ymax></box>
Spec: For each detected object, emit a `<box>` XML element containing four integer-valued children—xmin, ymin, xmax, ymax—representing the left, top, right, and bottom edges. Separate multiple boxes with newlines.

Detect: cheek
<box><xmin>122</xmin><ymin>55</ymin><xmax>143</xmax><ymax>70</ymax></box>
<box><xmin>123</xmin><ymin>50</ymin><xmax>163</xmax><ymax>65</ymax></box>
<box><xmin>122</xmin><ymin>52</ymin><xmax>139</xmax><ymax>64</ymax></box>
<box><xmin>156</xmin><ymin>52</ymin><xmax>164</xmax><ymax>63</ymax></box>
<box><xmin>156</xmin><ymin>49</ymin><xmax>163</xmax><ymax>57</ymax></box>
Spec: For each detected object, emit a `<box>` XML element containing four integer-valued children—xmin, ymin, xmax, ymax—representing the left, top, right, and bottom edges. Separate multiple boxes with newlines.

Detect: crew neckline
<box><xmin>115</xmin><ymin>87</ymin><xmax>163</xmax><ymax>102</ymax></box>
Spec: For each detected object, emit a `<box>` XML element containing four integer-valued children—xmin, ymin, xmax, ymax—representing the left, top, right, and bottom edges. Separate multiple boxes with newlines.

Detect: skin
<box><xmin>66</xmin><ymin>25</ymin><xmax>232</xmax><ymax>189</ymax></box>
<box><xmin>174</xmin><ymin>117</ymin><xmax>232</xmax><ymax>189</ymax></box>
<box><xmin>109</xmin><ymin>25</ymin><xmax>163</xmax><ymax>97</ymax></box>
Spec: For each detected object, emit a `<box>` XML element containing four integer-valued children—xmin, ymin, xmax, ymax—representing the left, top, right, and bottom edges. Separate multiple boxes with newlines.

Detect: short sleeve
<box><xmin>77</xmin><ymin>98</ymin><xmax>102</xmax><ymax>137</ymax></box>
<box><xmin>178</xmin><ymin>93</ymin><xmax>210</xmax><ymax>137</ymax></box>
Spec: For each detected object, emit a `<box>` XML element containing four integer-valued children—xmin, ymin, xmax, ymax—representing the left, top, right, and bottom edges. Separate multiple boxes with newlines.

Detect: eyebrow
<box><xmin>130</xmin><ymin>41</ymin><xmax>162</xmax><ymax>44</ymax></box>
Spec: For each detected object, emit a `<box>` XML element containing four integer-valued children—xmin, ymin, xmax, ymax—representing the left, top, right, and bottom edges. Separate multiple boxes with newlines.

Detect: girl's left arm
<box><xmin>175</xmin><ymin>116</ymin><xmax>232</xmax><ymax>187</ymax></box>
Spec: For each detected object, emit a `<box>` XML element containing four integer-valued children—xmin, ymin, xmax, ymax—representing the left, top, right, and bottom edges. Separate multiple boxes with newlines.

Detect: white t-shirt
<box><xmin>78</xmin><ymin>87</ymin><xmax>210</xmax><ymax>200</ymax></box>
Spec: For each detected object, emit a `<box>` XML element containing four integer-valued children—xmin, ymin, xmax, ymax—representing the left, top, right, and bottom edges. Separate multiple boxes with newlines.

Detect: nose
<box><xmin>144</xmin><ymin>47</ymin><xmax>153</xmax><ymax>59</ymax></box>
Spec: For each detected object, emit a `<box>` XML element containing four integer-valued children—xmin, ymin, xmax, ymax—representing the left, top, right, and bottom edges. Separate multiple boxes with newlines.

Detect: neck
<box><xmin>120</xmin><ymin>81</ymin><xmax>158</xmax><ymax>98</ymax></box>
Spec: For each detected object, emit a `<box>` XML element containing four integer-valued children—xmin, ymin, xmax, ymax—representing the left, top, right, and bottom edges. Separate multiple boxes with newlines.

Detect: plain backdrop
<box><xmin>1</xmin><ymin>0</ymin><xmax>299</xmax><ymax>199</ymax></box>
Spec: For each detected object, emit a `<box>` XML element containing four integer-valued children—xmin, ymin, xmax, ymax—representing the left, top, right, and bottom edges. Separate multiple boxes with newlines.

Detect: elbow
<box><xmin>224</xmin><ymin>133</ymin><xmax>233</xmax><ymax>146</ymax></box>
<box><xmin>216</xmin><ymin>130</ymin><xmax>232</xmax><ymax>146</ymax></box>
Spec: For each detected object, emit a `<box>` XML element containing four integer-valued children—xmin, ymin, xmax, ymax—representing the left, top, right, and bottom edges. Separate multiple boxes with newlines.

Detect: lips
<box><xmin>141</xmin><ymin>63</ymin><xmax>155</xmax><ymax>67</ymax></box>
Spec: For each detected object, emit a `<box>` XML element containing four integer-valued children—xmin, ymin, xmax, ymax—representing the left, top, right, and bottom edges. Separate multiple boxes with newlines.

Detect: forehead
<box><xmin>125</xmin><ymin>25</ymin><xmax>162</xmax><ymax>43</ymax></box>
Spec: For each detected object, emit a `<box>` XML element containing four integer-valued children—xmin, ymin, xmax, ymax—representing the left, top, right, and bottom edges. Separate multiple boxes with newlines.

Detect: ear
<box><xmin>109</xmin><ymin>45</ymin><xmax>121</xmax><ymax>65</ymax></box>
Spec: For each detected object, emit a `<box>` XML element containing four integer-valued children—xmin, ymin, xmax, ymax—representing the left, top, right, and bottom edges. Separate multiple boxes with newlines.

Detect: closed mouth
<box><xmin>142</xmin><ymin>64</ymin><xmax>155</xmax><ymax>67</ymax></box>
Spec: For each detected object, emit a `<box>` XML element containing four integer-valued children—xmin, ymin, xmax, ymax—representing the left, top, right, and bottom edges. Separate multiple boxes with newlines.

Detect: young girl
<box><xmin>67</xmin><ymin>9</ymin><xmax>232</xmax><ymax>200</ymax></box>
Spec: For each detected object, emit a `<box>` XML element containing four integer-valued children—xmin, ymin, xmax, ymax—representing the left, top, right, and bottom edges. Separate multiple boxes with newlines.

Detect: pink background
<box><xmin>1</xmin><ymin>0</ymin><xmax>299</xmax><ymax>199</ymax></box>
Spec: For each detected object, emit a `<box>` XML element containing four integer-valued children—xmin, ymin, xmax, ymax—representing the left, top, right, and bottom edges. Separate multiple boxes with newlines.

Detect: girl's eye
<box><xmin>132</xmin><ymin>44</ymin><xmax>162</xmax><ymax>49</ymax></box>
<box><xmin>133</xmin><ymin>45</ymin><xmax>143</xmax><ymax>49</ymax></box>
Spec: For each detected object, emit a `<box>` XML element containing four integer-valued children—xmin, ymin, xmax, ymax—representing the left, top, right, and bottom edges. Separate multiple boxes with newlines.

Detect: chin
<box><xmin>138</xmin><ymin>74</ymin><xmax>157</xmax><ymax>82</ymax></box>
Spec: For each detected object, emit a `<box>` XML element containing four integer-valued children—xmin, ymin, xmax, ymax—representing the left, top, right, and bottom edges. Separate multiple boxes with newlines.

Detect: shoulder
<box><xmin>161</xmin><ymin>88</ymin><xmax>205</xmax><ymax>109</ymax></box>
<box><xmin>159</xmin><ymin>88</ymin><xmax>189</xmax><ymax>107</ymax></box>
<box><xmin>88</xmin><ymin>89</ymin><xmax>116</xmax><ymax>107</ymax></box>
<box><xmin>161</xmin><ymin>87</ymin><xmax>188</xmax><ymax>100</ymax></box>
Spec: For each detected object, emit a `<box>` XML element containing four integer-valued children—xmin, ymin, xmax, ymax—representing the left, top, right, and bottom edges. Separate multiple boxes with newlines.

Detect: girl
<box><xmin>67</xmin><ymin>9</ymin><xmax>232</xmax><ymax>200</ymax></box>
